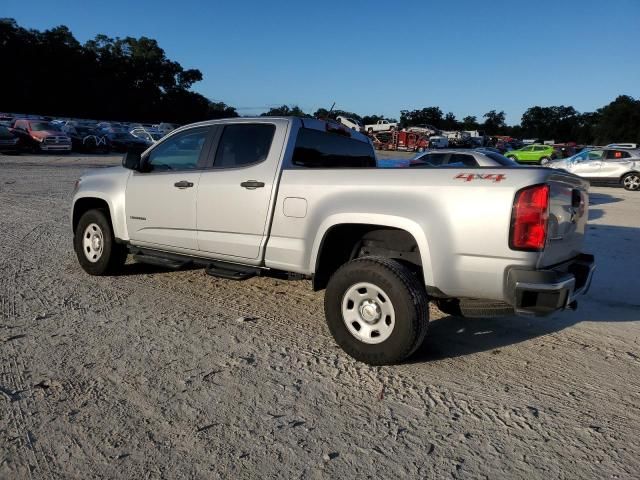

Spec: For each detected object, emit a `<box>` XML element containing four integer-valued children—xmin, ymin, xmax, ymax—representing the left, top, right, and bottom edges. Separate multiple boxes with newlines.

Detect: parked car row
<box><xmin>0</xmin><ymin>114</ymin><xmax>179</xmax><ymax>155</ymax></box>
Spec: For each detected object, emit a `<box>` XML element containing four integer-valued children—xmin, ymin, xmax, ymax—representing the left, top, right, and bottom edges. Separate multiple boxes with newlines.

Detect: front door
<box><xmin>126</xmin><ymin>126</ymin><xmax>212</xmax><ymax>252</ymax></box>
<box><xmin>196</xmin><ymin>121</ymin><xmax>286</xmax><ymax>262</ymax></box>
<box><xmin>570</xmin><ymin>149</ymin><xmax>604</xmax><ymax>178</ymax></box>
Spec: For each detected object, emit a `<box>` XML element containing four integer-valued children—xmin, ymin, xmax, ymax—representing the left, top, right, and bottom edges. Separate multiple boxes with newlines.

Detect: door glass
<box><xmin>147</xmin><ymin>127</ymin><xmax>209</xmax><ymax>171</ymax></box>
<box><xmin>213</xmin><ymin>124</ymin><xmax>275</xmax><ymax>169</ymax></box>
<box><xmin>605</xmin><ymin>149</ymin><xmax>630</xmax><ymax>160</ymax></box>
<box><xmin>587</xmin><ymin>150</ymin><xmax>604</xmax><ymax>161</ymax></box>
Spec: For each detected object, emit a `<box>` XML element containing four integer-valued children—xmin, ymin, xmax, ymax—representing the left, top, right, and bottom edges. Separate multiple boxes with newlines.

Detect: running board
<box><xmin>132</xmin><ymin>253</ymin><xmax>190</xmax><ymax>270</ymax></box>
<box><xmin>205</xmin><ymin>261</ymin><xmax>260</xmax><ymax>280</ymax></box>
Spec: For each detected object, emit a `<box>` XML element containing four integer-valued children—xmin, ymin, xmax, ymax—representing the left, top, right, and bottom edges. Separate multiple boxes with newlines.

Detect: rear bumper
<box><xmin>507</xmin><ymin>254</ymin><xmax>595</xmax><ymax>316</ymax></box>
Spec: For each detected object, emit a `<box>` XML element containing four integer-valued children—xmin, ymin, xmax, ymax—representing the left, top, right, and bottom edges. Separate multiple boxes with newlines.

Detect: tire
<box><xmin>73</xmin><ymin>209</ymin><xmax>127</xmax><ymax>275</ymax></box>
<box><xmin>622</xmin><ymin>172</ymin><xmax>640</xmax><ymax>191</ymax></box>
<box><xmin>539</xmin><ymin>157</ymin><xmax>550</xmax><ymax>165</ymax></box>
<box><xmin>324</xmin><ymin>256</ymin><xmax>429</xmax><ymax>365</ymax></box>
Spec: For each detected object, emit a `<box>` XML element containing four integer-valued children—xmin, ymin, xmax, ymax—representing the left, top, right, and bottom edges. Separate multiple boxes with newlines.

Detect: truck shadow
<box><xmin>411</xmin><ymin>300</ymin><xmax>639</xmax><ymax>363</ymax></box>
<box><xmin>411</xmin><ymin>221</ymin><xmax>640</xmax><ymax>363</ymax></box>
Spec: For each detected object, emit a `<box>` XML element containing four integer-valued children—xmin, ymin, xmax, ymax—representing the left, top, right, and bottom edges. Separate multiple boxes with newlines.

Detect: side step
<box><xmin>132</xmin><ymin>253</ymin><xmax>191</xmax><ymax>269</ymax></box>
<box><xmin>205</xmin><ymin>261</ymin><xmax>260</xmax><ymax>280</ymax></box>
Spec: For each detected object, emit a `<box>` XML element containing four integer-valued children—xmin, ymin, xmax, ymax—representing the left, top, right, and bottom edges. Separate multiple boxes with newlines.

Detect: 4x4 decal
<box><xmin>455</xmin><ymin>173</ymin><xmax>507</xmax><ymax>183</ymax></box>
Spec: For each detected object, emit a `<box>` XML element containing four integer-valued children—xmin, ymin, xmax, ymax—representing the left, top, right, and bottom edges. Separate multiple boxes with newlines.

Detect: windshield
<box><xmin>30</xmin><ymin>122</ymin><xmax>60</xmax><ymax>131</ymax></box>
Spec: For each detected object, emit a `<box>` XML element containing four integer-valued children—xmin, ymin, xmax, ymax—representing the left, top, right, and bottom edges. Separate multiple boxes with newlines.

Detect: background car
<box><xmin>0</xmin><ymin>125</ymin><xmax>21</xmax><ymax>154</ymax></box>
<box><xmin>106</xmin><ymin>131</ymin><xmax>151</xmax><ymax>152</ymax></box>
<box><xmin>378</xmin><ymin>149</ymin><xmax>520</xmax><ymax>168</ymax></box>
<box><xmin>63</xmin><ymin>125</ymin><xmax>111</xmax><ymax>153</ymax></box>
<box><xmin>548</xmin><ymin>147</ymin><xmax>640</xmax><ymax>191</ymax></box>
<box><xmin>130</xmin><ymin>127</ymin><xmax>164</xmax><ymax>144</ymax></box>
<box><xmin>11</xmin><ymin>119</ymin><xmax>72</xmax><ymax>153</ymax></box>
<box><xmin>505</xmin><ymin>144</ymin><xmax>555</xmax><ymax>165</ymax></box>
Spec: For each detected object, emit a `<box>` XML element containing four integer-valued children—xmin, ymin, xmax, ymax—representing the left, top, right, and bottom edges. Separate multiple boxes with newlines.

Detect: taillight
<box><xmin>510</xmin><ymin>184</ymin><xmax>549</xmax><ymax>251</ymax></box>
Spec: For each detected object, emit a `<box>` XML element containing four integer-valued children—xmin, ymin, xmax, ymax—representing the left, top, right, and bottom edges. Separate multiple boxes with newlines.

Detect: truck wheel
<box><xmin>622</xmin><ymin>172</ymin><xmax>640</xmax><ymax>191</ymax></box>
<box><xmin>73</xmin><ymin>209</ymin><xmax>127</xmax><ymax>275</ymax></box>
<box><xmin>324</xmin><ymin>257</ymin><xmax>429</xmax><ymax>365</ymax></box>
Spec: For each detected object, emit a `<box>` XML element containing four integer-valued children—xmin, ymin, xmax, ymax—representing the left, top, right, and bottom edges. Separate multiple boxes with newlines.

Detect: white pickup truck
<box><xmin>71</xmin><ymin>117</ymin><xmax>595</xmax><ymax>365</ymax></box>
<box><xmin>365</xmin><ymin>119</ymin><xmax>398</xmax><ymax>133</ymax></box>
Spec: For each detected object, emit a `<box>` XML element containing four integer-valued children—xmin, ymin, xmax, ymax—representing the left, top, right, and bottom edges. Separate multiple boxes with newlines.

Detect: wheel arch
<box><xmin>310</xmin><ymin>216</ymin><xmax>433</xmax><ymax>291</ymax></box>
<box><xmin>72</xmin><ymin>196</ymin><xmax>124</xmax><ymax>240</ymax></box>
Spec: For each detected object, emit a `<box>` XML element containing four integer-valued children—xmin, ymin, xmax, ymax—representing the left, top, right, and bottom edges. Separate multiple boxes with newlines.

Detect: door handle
<box><xmin>240</xmin><ymin>180</ymin><xmax>265</xmax><ymax>189</ymax></box>
<box><xmin>174</xmin><ymin>180</ymin><xmax>194</xmax><ymax>189</ymax></box>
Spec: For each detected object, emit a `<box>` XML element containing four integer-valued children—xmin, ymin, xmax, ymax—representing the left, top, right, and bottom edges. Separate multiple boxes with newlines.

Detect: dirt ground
<box><xmin>1</xmin><ymin>153</ymin><xmax>639</xmax><ymax>479</ymax></box>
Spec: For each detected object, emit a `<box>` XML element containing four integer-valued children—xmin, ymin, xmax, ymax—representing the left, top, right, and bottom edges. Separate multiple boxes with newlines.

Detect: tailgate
<box><xmin>538</xmin><ymin>172</ymin><xmax>590</xmax><ymax>268</ymax></box>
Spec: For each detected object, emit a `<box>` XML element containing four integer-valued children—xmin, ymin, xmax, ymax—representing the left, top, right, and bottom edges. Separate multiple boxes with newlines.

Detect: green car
<box><xmin>505</xmin><ymin>144</ymin><xmax>555</xmax><ymax>165</ymax></box>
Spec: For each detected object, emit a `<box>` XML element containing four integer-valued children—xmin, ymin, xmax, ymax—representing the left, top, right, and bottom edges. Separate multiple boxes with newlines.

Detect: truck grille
<box><xmin>44</xmin><ymin>136</ymin><xmax>70</xmax><ymax>144</ymax></box>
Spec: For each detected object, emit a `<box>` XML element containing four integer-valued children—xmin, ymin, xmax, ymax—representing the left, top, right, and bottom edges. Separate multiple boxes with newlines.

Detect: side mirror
<box><xmin>122</xmin><ymin>150</ymin><xmax>141</xmax><ymax>171</ymax></box>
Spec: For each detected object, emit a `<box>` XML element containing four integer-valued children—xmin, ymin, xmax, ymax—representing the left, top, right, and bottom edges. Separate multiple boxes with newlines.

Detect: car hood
<box><xmin>31</xmin><ymin>130</ymin><xmax>66</xmax><ymax>138</ymax></box>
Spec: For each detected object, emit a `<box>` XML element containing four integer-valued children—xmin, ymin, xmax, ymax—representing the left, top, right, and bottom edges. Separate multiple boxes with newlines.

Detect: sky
<box><xmin>3</xmin><ymin>0</ymin><xmax>639</xmax><ymax>124</ymax></box>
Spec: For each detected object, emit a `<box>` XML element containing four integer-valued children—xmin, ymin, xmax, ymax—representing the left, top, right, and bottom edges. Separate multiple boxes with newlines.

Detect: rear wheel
<box><xmin>622</xmin><ymin>172</ymin><xmax>640</xmax><ymax>191</ymax></box>
<box><xmin>324</xmin><ymin>257</ymin><xmax>429</xmax><ymax>365</ymax></box>
<box><xmin>74</xmin><ymin>209</ymin><xmax>127</xmax><ymax>275</ymax></box>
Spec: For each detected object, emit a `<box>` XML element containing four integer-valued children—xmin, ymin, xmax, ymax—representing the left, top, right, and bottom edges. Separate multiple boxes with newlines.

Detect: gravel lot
<box><xmin>1</xmin><ymin>153</ymin><xmax>639</xmax><ymax>479</ymax></box>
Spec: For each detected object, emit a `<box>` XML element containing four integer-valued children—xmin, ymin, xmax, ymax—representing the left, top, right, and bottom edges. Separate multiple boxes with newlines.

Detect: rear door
<box><xmin>126</xmin><ymin>126</ymin><xmax>213</xmax><ymax>251</ymax></box>
<box><xmin>600</xmin><ymin>149</ymin><xmax>632</xmax><ymax>179</ymax></box>
<box><xmin>196</xmin><ymin>120</ymin><xmax>288</xmax><ymax>263</ymax></box>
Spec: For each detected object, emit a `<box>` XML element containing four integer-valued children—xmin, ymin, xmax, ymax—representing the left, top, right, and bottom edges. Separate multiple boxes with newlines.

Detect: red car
<box><xmin>11</xmin><ymin>119</ymin><xmax>72</xmax><ymax>152</ymax></box>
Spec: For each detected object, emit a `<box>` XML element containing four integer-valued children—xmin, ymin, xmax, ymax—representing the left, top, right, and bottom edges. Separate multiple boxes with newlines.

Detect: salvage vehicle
<box><xmin>411</xmin><ymin>149</ymin><xmax>519</xmax><ymax>167</ymax></box>
<box><xmin>63</xmin><ymin>125</ymin><xmax>110</xmax><ymax>153</ymax></box>
<box><xmin>105</xmin><ymin>132</ymin><xmax>151</xmax><ymax>152</ymax></box>
<box><xmin>548</xmin><ymin>147</ymin><xmax>640</xmax><ymax>191</ymax></box>
<box><xmin>0</xmin><ymin>125</ymin><xmax>21</xmax><ymax>154</ymax></box>
<box><xmin>505</xmin><ymin>144</ymin><xmax>556</xmax><ymax>165</ymax></box>
<box><xmin>336</xmin><ymin>116</ymin><xmax>364</xmax><ymax>132</ymax></box>
<box><xmin>71</xmin><ymin>117</ymin><xmax>595</xmax><ymax>365</ymax></box>
<box><xmin>365</xmin><ymin>119</ymin><xmax>398</xmax><ymax>133</ymax></box>
<box><xmin>11</xmin><ymin>119</ymin><xmax>72</xmax><ymax>152</ymax></box>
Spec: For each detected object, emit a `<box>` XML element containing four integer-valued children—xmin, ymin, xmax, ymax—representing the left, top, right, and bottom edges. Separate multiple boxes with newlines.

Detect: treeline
<box><xmin>261</xmin><ymin>99</ymin><xmax>640</xmax><ymax>145</ymax></box>
<box><xmin>2</xmin><ymin>19</ymin><xmax>638</xmax><ymax>144</ymax></box>
<box><xmin>0</xmin><ymin>18</ymin><xmax>237</xmax><ymax>124</ymax></box>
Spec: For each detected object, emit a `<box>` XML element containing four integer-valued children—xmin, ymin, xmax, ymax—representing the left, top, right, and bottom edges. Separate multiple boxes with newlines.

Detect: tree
<box><xmin>400</xmin><ymin>107</ymin><xmax>444</xmax><ymax>129</ymax></box>
<box><xmin>0</xmin><ymin>18</ymin><xmax>224</xmax><ymax>124</ymax></box>
<box><xmin>313</xmin><ymin>108</ymin><xmax>362</xmax><ymax>121</ymax></box>
<box><xmin>260</xmin><ymin>105</ymin><xmax>308</xmax><ymax>117</ymax></box>
<box><xmin>593</xmin><ymin>95</ymin><xmax>640</xmax><ymax>144</ymax></box>
<box><xmin>461</xmin><ymin>116</ymin><xmax>479</xmax><ymax>130</ymax></box>
<box><xmin>483</xmin><ymin>110</ymin><xmax>506</xmax><ymax>134</ymax></box>
<box><xmin>442</xmin><ymin>112</ymin><xmax>459</xmax><ymax>130</ymax></box>
<box><xmin>207</xmin><ymin>102</ymin><xmax>238</xmax><ymax>119</ymax></box>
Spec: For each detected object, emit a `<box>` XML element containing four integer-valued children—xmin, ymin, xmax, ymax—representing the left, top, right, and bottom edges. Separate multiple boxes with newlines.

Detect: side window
<box><xmin>292</xmin><ymin>128</ymin><xmax>376</xmax><ymax>168</ymax></box>
<box><xmin>147</xmin><ymin>127</ymin><xmax>209</xmax><ymax>171</ymax></box>
<box><xmin>587</xmin><ymin>150</ymin><xmax>604</xmax><ymax>161</ymax></box>
<box><xmin>213</xmin><ymin>124</ymin><xmax>275</xmax><ymax>169</ymax></box>
<box><xmin>605</xmin><ymin>150</ymin><xmax>630</xmax><ymax>160</ymax></box>
<box><xmin>448</xmin><ymin>153</ymin><xmax>478</xmax><ymax>167</ymax></box>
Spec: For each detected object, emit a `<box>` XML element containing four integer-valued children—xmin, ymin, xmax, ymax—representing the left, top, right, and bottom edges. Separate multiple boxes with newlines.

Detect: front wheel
<box><xmin>73</xmin><ymin>209</ymin><xmax>127</xmax><ymax>275</ymax></box>
<box><xmin>622</xmin><ymin>172</ymin><xmax>640</xmax><ymax>191</ymax></box>
<box><xmin>324</xmin><ymin>257</ymin><xmax>429</xmax><ymax>365</ymax></box>
<box><xmin>539</xmin><ymin>156</ymin><xmax>550</xmax><ymax>165</ymax></box>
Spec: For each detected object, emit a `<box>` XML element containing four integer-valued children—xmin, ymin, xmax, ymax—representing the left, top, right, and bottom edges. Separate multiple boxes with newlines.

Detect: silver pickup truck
<box><xmin>71</xmin><ymin>117</ymin><xmax>595</xmax><ymax>365</ymax></box>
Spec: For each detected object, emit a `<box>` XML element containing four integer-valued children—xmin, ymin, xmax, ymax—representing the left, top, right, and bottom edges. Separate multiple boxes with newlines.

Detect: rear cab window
<box><xmin>292</xmin><ymin>128</ymin><xmax>376</xmax><ymax>168</ymax></box>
